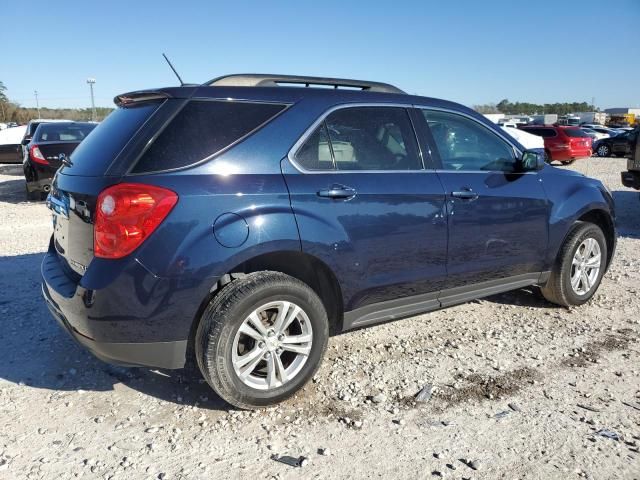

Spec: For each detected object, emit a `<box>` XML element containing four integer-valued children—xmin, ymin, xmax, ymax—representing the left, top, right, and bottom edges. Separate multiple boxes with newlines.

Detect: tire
<box><xmin>195</xmin><ymin>271</ymin><xmax>329</xmax><ymax>409</ymax></box>
<box><xmin>544</xmin><ymin>150</ymin><xmax>552</xmax><ymax>163</ymax></box>
<box><xmin>596</xmin><ymin>144</ymin><xmax>610</xmax><ymax>157</ymax></box>
<box><xmin>541</xmin><ymin>222</ymin><xmax>607</xmax><ymax>307</ymax></box>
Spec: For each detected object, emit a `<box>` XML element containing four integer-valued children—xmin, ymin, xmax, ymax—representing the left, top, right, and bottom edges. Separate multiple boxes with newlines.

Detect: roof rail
<box><xmin>205</xmin><ymin>74</ymin><xmax>406</xmax><ymax>94</ymax></box>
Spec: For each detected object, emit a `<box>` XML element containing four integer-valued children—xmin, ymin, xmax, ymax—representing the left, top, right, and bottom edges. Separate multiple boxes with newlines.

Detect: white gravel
<box><xmin>0</xmin><ymin>159</ymin><xmax>639</xmax><ymax>479</ymax></box>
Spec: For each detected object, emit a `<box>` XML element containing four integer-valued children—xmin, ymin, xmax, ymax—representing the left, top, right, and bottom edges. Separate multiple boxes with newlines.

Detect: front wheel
<box><xmin>541</xmin><ymin>222</ymin><xmax>607</xmax><ymax>307</ymax></box>
<box><xmin>195</xmin><ymin>271</ymin><xmax>329</xmax><ymax>409</ymax></box>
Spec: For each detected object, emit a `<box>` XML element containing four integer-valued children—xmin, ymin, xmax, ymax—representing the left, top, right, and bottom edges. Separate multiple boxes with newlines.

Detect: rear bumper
<box><xmin>40</xmin><ymin>240</ymin><xmax>199</xmax><ymax>369</ymax></box>
<box><xmin>622</xmin><ymin>171</ymin><xmax>640</xmax><ymax>190</ymax></box>
<box><xmin>43</xmin><ymin>286</ymin><xmax>186</xmax><ymax>368</ymax></box>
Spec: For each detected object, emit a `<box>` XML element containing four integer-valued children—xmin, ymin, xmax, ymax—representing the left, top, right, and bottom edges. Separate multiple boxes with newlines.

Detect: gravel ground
<box><xmin>0</xmin><ymin>158</ymin><xmax>639</xmax><ymax>480</ymax></box>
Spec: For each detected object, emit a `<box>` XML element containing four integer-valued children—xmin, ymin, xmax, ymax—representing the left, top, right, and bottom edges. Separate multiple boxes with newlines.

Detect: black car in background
<box><xmin>23</xmin><ymin>121</ymin><xmax>96</xmax><ymax>199</ymax></box>
<box><xmin>594</xmin><ymin>129</ymin><xmax>638</xmax><ymax>157</ymax></box>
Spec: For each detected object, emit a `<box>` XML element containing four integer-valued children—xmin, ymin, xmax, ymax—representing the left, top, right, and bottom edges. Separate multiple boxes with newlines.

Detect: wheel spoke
<box><xmin>239</xmin><ymin>322</ymin><xmax>265</xmax><ymax>342</ymax></box>
<box><xmin>235</xmin><ymin>345</ymin><xmax>265</xmax><ymax>372</ymax></box>
<box><xmin>274</xmin><ymin>354</ymin><xmax>288</xmax><ymax>383</ymax></box>
<box><xmin>282</xmin><ymin>343</ymin><xmax>312</xmax><ymax>356</ymax></box>
<box><xmin>247</xmin><ymin>312</ymin><xmax>268</xmax><ymax>337</ymax></box>
<box><xmin>281</xmin><ymin>333</ymin><xmax>312</xmax><ymax>344</ymax></box>
<box><xmin>584</xmin><ymin>254</ymin><xmax>601</xmax><ymax>269</ymax></box>
<box><xmin>571</xmin><ymin>270</ymin><xmax>581</xmax><ymax>290</ymax></box>
<box><xmin>272</xmin><ymin>301</ymin><xmax>291</xmax><ymax>334</ymax></box>
<box><xmin>581</xmin><ymin>270</ymin><xmax>591</xmax><ymax>291</ymax></box>
<box><xmin>275</xmin><ymin>303</ymin><xmax>301</xmax><ymax>335</ymax></box>
<box><xmin>266</xmin><ymin>354</ymin><xmax>277</xmax><ymax>388</ymax></box>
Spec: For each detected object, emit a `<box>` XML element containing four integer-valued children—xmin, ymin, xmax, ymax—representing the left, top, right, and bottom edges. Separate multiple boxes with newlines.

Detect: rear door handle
<box><xmin>317</xmin><ymin>185</ymin><xmax>357</xmax><ymax>199</ymax></box>
<box><xmin>451</xmin><ymin>190</ymin><xmax>479</xmax><ymax>200</ymax></box>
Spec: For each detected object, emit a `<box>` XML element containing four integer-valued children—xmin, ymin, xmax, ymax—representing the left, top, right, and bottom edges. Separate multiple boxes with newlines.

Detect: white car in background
<box><xmin>500</xmin><ymin>125</ymin><xmax>544</xmax><ymax>149</ymax></box>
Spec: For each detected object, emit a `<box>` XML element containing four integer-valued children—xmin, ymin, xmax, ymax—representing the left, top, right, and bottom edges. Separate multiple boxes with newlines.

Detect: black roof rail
<box><xmin>205</xmin><ymin>74</ymin><xmax>406</xmax><ymax>94</ymax></box>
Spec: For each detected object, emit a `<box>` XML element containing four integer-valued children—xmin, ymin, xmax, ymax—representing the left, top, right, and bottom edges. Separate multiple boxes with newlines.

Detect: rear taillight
<box><xmin>29</xmin><ymin>145</ymin><xmax>48</xmax><ymax>165</ymax></box>
<box><xmin>94</xmin><ymin>183</ymin><xmax>178</xmax><ymax>259</ymax></box>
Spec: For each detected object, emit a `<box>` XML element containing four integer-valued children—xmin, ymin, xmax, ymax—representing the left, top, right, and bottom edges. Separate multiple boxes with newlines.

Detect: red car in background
<box><xmin>519</xmin><ymin>125</ymin><xmax>592</xmax><ymax>164</ymax></box>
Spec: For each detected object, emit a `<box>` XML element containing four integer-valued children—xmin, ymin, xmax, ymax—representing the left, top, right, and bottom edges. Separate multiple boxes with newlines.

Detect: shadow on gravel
<box><xmin>0</xmin><ymin>178</ymin><xmax>40</xmax><ymax>205</ymax></box>
<box><xmin>0</xmin><ymin>252</ymin><xmax>231</xmax><ymax>412</ymax></box>
<box><xmin>484</xmin><ymin>286</ymin><xmax>557</xmax><ymax>309</ymax></box>
<box><xmin>612</xmin><ymin>190</ymin><xmax>640</xmax><ymax>238</ymax></box>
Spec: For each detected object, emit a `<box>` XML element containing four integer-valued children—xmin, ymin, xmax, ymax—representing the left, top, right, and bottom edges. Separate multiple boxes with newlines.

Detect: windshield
<box><xmin>35</xmin><ymin>123</ymin><xmax>96</xmax><ymax>142</ymax></box>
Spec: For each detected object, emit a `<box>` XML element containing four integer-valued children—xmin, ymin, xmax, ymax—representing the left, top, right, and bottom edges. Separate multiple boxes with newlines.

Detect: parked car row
<box><xmin>517</xmin><ymin>125</ymin><xmax>592</xmax><ymax>164</ymax></box>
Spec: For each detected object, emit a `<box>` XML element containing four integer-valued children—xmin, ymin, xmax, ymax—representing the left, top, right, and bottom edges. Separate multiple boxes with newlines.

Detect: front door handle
<box><xmin>451</xmin><ymin>189</ymin><xmax>479</xmax><ymax>201</ymax></box>
<box><xmin>317</xmin><ymin>185</ymin><xmax>357</xmax><ymax>200</ymax></box>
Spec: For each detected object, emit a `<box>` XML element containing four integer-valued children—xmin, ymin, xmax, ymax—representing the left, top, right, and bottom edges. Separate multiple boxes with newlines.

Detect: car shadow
<box><xmin>0</xmin><ymin>252</ymin><xmax>231</xmax><ymax>412</ymax></box>
<box><xmin>0</xmin><ymin>178</ymin><xmax>41</xmax><ymax>205</ymax></box>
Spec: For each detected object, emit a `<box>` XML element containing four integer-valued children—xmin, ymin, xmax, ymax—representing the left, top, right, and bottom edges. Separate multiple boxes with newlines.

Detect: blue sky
<box><xmin>2</xmin><ymin>0</ymin><xmax>638</xmax><ymax>110</ymax></box>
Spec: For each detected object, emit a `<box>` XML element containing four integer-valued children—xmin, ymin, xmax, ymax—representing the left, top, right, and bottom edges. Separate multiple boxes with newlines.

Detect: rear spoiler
<box><xmin>113</xmin><ymin>91</ymin><xmax>171</xmax><ymax>107</ymax></box>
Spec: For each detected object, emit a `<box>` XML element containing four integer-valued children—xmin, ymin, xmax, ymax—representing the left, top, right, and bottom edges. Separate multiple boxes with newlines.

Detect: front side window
<box><xmin>423</xmin><ymin>110</ymin><xmax>516</xmax><ymax>172</ymax></box>
<box><xmin>294</xmin><ymin>107</ymin><xmax>422</xmax><ymax>171</ymax></box>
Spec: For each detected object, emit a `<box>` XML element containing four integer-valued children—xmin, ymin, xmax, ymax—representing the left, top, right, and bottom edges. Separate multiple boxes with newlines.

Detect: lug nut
<box><xmin>258</xmin><ymin>341</ymin><xmax>265</xmax><ymax>349</ymax></box>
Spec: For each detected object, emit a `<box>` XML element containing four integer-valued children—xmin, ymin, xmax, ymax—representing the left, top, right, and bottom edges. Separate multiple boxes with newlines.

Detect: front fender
<box><xmin>541</xmin><ymin>167</ymin><xmax>614</xmax><ymax>269</ymax></box>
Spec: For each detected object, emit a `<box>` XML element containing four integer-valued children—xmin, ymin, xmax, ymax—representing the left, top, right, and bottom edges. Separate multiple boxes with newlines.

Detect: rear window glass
<box><xmin>63</xmin><ymin>102</ymin><xmax>161</xmax><ymax>176</ymax></box>
<box><xmin>36</xmin><ymin>123</ymin><xmax>96</xmax><ymax>142</ymax></box>
<box><xmin>132</xmin><ymin>100</ymin><xmax>286</xmax><ymax>173</ymax></box>
<box><xmin>523</xmin><ymin>128</ymin><xmax>556</xmax><ymax>138</ymax></box>
<box><xmin>563</xmin><ymin>128</ymin><xmax>589</xmax><ymax>138</ymax></box>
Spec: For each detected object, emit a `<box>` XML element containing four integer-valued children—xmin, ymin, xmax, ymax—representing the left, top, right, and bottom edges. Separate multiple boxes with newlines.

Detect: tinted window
<box><xmin>523</xmin><ymin>128</ymin><xmax>556</xmax><ymax>138</ymax></box>
<box><xmin>423</xmin><ymin>110</ymin><xmax>515</xmax><ymax>172</ymax></box>
<box><xmin>63</xmin><ymin>102</ymin><xmax>161</xmax><ymax>176</ymax></box>
<box><xmin>324</xmin><ymin>107</ymin><xmax>422</xmax><ymax>171</ymax></box>
<box><xmin>563</xmin><ymin>128</ymin><xmax>589</xmax><ymax>138</ymax></box>
<box><xmin>36</xmin><ymin>123</ymin><xmax>96</xmax><ymax>142</ymax></box>
<box><xmin>295</xmin><ymin>123</ymin><xmax>334</xmax><ymax>170</ymax></box>
<box><xmin>133</xmin><ymin>100</ymin><xmax>286</xmax><ymax>173</ymax></box>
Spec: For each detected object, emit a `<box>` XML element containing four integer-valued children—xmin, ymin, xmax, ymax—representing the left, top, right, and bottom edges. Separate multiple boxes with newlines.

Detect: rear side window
<box><xmin>132</xmin><ymin>100</ymin><xmax>286</xmax><ymax>173</ymax></box>
<box><xmin>63</xmin><ymin>102</ymin><xmax>161</xmax><ymax>176</ymax></box>
<box><xmin>294</xmin><ymin>107</ymin><xmax>422</xmax><ymax>171</ymax></box>
<box><xmin>563</xmin><ymin>128</ymin><xmax>589</xmax><ymax>138</ymax></box>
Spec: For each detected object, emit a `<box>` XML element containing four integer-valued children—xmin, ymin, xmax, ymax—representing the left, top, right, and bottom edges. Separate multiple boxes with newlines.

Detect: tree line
<box><xmin>473</xmin><ymin>99</ymin><xmax>597</xmax><ymax>116</ymax></box>
<box><xmin>0</xmin><ymin>81</ymin><xmax>113</xmax><ymax>124</ymax></box>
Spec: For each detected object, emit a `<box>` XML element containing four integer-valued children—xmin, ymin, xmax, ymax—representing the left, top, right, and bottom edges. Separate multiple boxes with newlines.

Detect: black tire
<box><xmin>541</xmin><ymin>222</ymin><xmax>607</xmax><ymax>307</ymax></box>
<box><xmin>544</xmin><ymin>150</ymin><xmax>552</xmax><ymax>163</ymax></box>
<box><xmin>596</xmin><ymin>144</ymin><xmax>610</xmax><ymax>157</ymax></box>
<box><xmin>195</xmin><ymin>271</ymin><xmax>329</xmax><ymax>409</ymax></box>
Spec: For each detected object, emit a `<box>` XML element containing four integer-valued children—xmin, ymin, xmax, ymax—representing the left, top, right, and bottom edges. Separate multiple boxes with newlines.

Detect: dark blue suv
<box><xmin>42</xmin><ymin>74</ymin><xmax>616</xmax><ymax>408</ymax></box>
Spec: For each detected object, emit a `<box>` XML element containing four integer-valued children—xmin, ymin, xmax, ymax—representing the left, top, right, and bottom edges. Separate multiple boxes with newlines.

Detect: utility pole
<box><xmin>34</xmin><ymin>90</ymin><xmax>41</xmax><ymax>119</ymax></box>
<box><xmin>87</xmin><ymin>78</ymin><xmax>96</xmax><ymax>122</ymax></box>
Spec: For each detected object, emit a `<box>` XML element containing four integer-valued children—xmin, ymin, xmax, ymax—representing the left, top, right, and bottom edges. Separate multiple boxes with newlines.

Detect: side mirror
<box><xmin>518</xmin><ymin>149</ymin><xmax>545</xmax><ymax>172</ymax></box>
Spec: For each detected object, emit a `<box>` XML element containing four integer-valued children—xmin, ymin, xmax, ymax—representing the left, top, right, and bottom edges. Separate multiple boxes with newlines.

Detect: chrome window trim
<box><xmin>287</xmin><ymin>103</ymin><xmax>528</xmax><ymax>175</ymax></box>
<box><xmin>287</xmin><ymin>102</ymin><xmax>428</xmax><ymax>174</ymax></box>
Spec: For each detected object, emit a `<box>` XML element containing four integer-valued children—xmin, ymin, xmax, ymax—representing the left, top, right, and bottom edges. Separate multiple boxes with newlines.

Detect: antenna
<box><xmin>162</xmin><ymin>53</ymin><xmax>185</xmax><ymax>86</ymax></box>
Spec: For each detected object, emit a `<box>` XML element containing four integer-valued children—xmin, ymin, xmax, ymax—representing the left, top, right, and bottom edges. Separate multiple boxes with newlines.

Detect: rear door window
<box><xmin>132</xmin><ymin>100</ymin><xmax>286</xmax><ymax>173</ymax></box>
<box><xmin>563</xmin><ymin>128</ymin><xmax>590</xmax><ymax>138</ymax></box>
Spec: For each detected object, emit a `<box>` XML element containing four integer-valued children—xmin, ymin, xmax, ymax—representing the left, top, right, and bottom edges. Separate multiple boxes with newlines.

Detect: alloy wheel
<box><xmin>570</xmin><ymin>238</ymin><xmax>601</xmax><ymax>296</ymax></box>
<box><xmin>232</xmin><ymin>301</ymin><xmax>313</xmax><ymax>390</ymax></box>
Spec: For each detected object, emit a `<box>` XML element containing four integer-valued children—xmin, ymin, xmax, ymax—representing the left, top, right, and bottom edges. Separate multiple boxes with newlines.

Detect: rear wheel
<box><xmin>544</xmin><ymin>150</ymin><xmax>552</xmax><ymax>163</ymax></box>
<box><xmin>541</xmin><ymin>222</ymin><xmax>607</xmax><ymax>307</ymax></box>
<box><xmin>596</xmin><ymin>144</ymin><xmax>610</xmax><ymax>157</ymax></box>
<box><xmin>195</xmin><ymin>271</ymin><xmax>329</xmax><ymax>409</ymax></box>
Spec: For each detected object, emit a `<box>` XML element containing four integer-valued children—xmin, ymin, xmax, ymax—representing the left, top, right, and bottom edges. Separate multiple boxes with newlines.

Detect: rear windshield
<box><xmin>35</xmin><ymin>123</ymin><xmax>96</xmax><ymax>142</ymax></box>
<box><xmin>63</xmin><ymin>102</ymin><xmax>161</xmax><ymax>176</ymax></box>
<box><xmin>522</xmin><ymin>128</ymin><xmax>556</xmax><ymax>138</ymax></box>
<box><xmin>563</xmin><ymin>128</ymin><xmax>589</xmax><ymax>138</ymax></box>
<box><xmin>131</xmin><ymin>100</ymin><xmax>286</xmax><ymax>173</ymax></box>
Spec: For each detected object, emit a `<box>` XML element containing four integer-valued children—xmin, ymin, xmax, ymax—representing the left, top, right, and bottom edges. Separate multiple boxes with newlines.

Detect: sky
<box><xmin>1</xmin><ymin>0</ymin><xmax>639</xmax><ymax>110</ymax></box>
